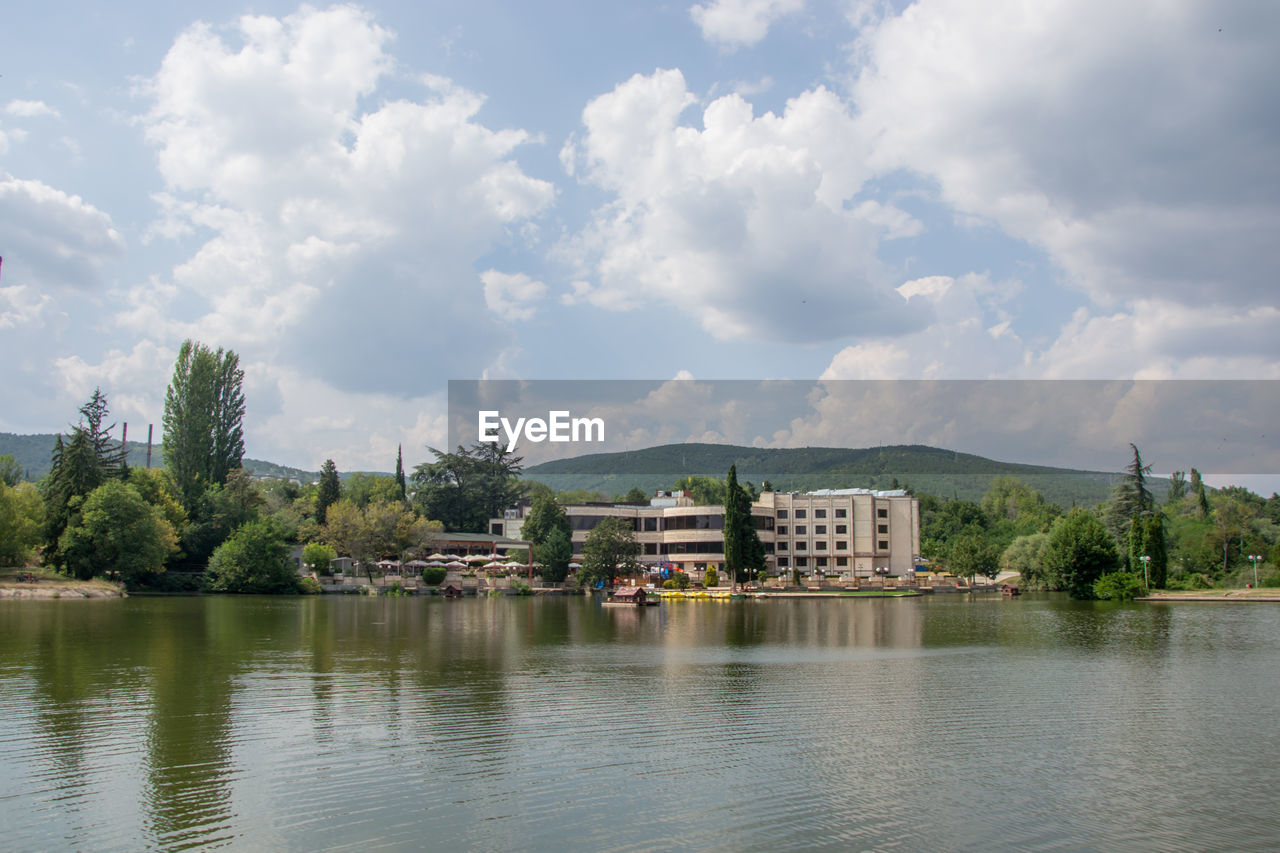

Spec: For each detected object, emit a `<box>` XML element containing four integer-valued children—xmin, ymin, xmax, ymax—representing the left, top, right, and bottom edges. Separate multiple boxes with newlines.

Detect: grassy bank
<box><xmin>0</xmin><ymin>568</ymin><xmax>127</xmax><ymax>599</ymax></box>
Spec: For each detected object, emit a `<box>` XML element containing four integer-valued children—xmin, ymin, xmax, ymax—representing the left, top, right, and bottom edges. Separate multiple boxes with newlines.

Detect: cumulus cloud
<box><xmin>481</xmin><ymin>270</ymin><xmax>547</xmax><ymax>322</ymax></box>
<box><xmin>135</xmin><ymin>4</ymin><xmax>555</xmax><ymax>398</ymax></box>
<box><xmin>691</xmin><ymin>0</ymin><xmax>805</xmax><ymax>48</ymax></box>
<box><xmin>852</xmin><ymin>0</ymin><xmax>1280</xmax><ymax>310</ymax></box>
<box><xmin>562</xmin><ymin>68</ymin><xmax>923</xmax><ymax>343</ymax></box>
<box><xmin>0</xmin><ymin>174</ymin><xmax>125</xmax><ymax>291</ymax></box>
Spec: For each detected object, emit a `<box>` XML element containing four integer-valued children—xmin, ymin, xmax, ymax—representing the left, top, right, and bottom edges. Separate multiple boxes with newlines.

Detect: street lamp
<box><xmin>1249</xmin><ymin>554</ymin><xmax>1262</xmax><ymax>588</ymax></box>
<box><xmin>1139</xmin><ymin>555</ymin><xmax>1151</xmax><ymax>589</ymax></box>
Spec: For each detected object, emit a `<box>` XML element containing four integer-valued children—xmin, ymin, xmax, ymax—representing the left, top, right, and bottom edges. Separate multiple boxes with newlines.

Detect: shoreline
<box><xmin>1138</xmin><ymin>590</ymin><xmax>1280</xmax><ymax>602</ymax></box>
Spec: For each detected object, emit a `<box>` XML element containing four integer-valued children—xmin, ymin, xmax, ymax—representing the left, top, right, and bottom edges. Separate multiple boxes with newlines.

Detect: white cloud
<box><xmin>5</xmin><ymin>99</ymin><xmax>60</xmax><ymax>118</ymax></box>
<box><xmin>691</xmin><ymin>0</ymin><xmax>805</xmax><ymax>48</ymax></box>
<box><xmin>135</xmin><ymin>4</ymin><xmax>555</xmax><ymax>396</ymax></box>
<box><xmin>563</xmin><ymin>68</ymin><xmax>922</xmax><ymax>343</ymax></box>
<box><xmin>0</xmin><ymin>174</ymin><xmax>125</xmax><ymax>291</ymax></box>
<box><xmin>1033</xmin><ymin>301</ymin><xmax>1280</xmax><ymax>380</ymax></box>
<box><xmin>481</xmin><ymin>270</ymin><xmax>547</xmax><ymax>322</ymax></box>
<box><xmin>852</xmin><ymin>0</ymin><xmax>1280</xmax><ymax>310</ymax></box>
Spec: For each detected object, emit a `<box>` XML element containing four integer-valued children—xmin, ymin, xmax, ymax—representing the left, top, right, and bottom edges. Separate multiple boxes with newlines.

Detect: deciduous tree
<box><xmin>577</xmin><ymin>516</ymin><xmax>639</xmax><ymax>588</ymax></box>
<box><xmin>162</xmin><ymin>340</ymin><xmax>245</xmax><ymax>510</ymax></box>
<box><xmin>58</xmin><ymin>480</ymin><xmax>177</xmax><ymax>584</ymax></box>
<box><xmin>1043</xmin><ymin>509</ymin><xmax>1119</xmax><ymax>599</ymax></box>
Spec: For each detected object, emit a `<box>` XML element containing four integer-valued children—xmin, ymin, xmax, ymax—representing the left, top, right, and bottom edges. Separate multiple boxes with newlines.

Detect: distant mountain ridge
<box><xmin>523</xmin><ymin>442</ymin><xmax>1141</xmax><ymax>507</ymax></box>
<box><xmin>4</xmin><ymin>431</ymin><xmax>1145</xmax><ymax>508</ymax></box>
<box><xmin>0</xmin><ymin>432</ymin><xmax>319</xmax><ymax>484</ymax></box>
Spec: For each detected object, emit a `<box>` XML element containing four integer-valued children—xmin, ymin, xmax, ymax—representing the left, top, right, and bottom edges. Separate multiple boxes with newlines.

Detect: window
<box><xmin>878</xmin><ymin>524</ymin><xmax>888</xmax><ymax>534</ymax></box>
<box><xmin>836</xmin><ymin>541</ymin><xmax>848</xmax><ymax>551</ymax></box>
<box><xmin>815</xmin><ymin>525</ymin><xmax>827</xmax><ymax>535</ymax></box>
<box><xmin>777</xmin><ymin>542</ymin><xmax>788</xmax><ymax>551</ymax></box>
<box><xmin>815</xmin><ymin>509</ymin><xmax>827</xmax><ymax>518</ymax></box>
<box><xmin>644</xmin><ymin>543</ymin><xmax>658</xmax><ymax>555</ymax></box>
<box><xmin>795</xmin><ymin>525</ymin><xmax>807</xmax><ymax>535</ymax></box>
<box><xmin>795</xmin><ymin>541</ymin><xmax>807</xmax><ymax>551</ymax></box>
<box><xmin>816</xmin><ymin>557</ymin><xmax>828</xmax><ymax>567</ymax></box>
<box><xmin>878</xmin><ymin>540</ymin><xmax>889</xmax><ymax>550</ymax></box>
<box><xmin>835</xmin><ymin>508</ymin><xmax>847</xmax><ymax>518</ymax></box>
<box><xmin>835</xmin><ymin>524</ymin><xmax>847</xmax><ymax>535</ymax></box>
<box><xmin>795</xmin><ymin>509</ymin><xmax>807</xmax><ymax>518</ymax></box>
<box><xmin>644</xmin><ymin>517</ymin><xmax>659</xmax><ymax>531</ymax></box>
<box><xmin>778</xmin><ymin>556</ymin><xmax>790</xmax><ymax>568</ymax></box>
<box><xmin>836</xmin><ymin>557</ymin><xmax>848</xmax><ymax>567</ymax></box>
<box><xmin>796</xmin><ymin>557</ymin><xmax>808</xmax><ymax>568</ymax></box>
<box><xmin>491</xmin><ymin>523</ymin><xmax>504</xmax><ymax>535</ymax></box>
<box><xmin>777</xmin><ymin>525</ymin><xmax>788</xmax><ymax>536</ymax></box>
<box><xmin>777</xmin><ymin>509</ymin><xmax>789</xmax><ymax>519</ymax></box>
<box><xmin>815</xmin><ymin>541</ymin><xmax>827</xmax><ymax>551</ymax></box>
<box><xmin>877</xmin><ymin>508</ymin><xmax>888</xmax><ymax>519</ymax></box>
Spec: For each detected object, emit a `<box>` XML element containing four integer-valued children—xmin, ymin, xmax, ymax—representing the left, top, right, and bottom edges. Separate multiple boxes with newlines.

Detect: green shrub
<box><xmin>512</xmin><ymin>580</ymin><xmax>532</xmax><ymax>595</ymax></box>
<box><xmin>704</xmin><ymin>568</ymin><xmax>719</xmax><ymax>587</ymax></box>
<box><xmin>1094</xmin><ymin>571</ymin><xmax>1145</xmax><ymax>602</ymax></box>
<box><xmin>662</xmin><ymin>579</ymin><xmax>677</xmax><ymax>590</ymax></box>
<box><xmin>421</xmin><ymin>565</ymin><xmax>448</xmax><ymax>585</ymax></box>
<box><xmin>206</xmin><ymin>518</ymin><xmax>297</xmax><ymax>594</ymax></box>
<box><xmin>757</xmin><ymin>570</ymin><xmax>768</xmax><ymax>584</ymax></box>
<box><xmin>302</xmin><ymin>542</ymin><xmax>337</xmax><ymax>574</ymax></box>
<box><xmin>791</xmin><ymin>569</ymin><xmax>802</xmax><ymax>586</ymax></box>
<box><xmin>297</xmin><ymin>576</ymin><xmax>322</xmax><ymax>595</ymax></box>
<box><xmin>674</xmin><ymin>571</ymin><xmax>690</xmax><ymax>590</ymax></box>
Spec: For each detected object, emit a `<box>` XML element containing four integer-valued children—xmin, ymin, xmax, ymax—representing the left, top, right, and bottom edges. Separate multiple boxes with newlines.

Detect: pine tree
<box><xmin>316</xmin><ymin>459</ymin><xmax>341</xmax><ymax>524</ymax></box>
<box><xmin>723</xmin><ymin>464</ymin><xmax>764</xmax><ymax>586</ymax></box>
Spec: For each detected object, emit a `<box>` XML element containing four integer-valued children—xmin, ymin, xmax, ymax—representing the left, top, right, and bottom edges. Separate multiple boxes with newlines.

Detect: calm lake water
<box><xmin>2</xmin><ymin>593</ymin><xmax>1279</xmax><ymax>851</ymax></box>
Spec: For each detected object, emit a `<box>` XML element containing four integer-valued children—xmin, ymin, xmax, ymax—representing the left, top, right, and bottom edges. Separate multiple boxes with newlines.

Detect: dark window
<box><xmin>490</xmin><ymin>523</ymin><xmax>503</xmax><ymax>535</ymax></box>
<box><xmin>836</xmin><ymin>541</ymin><xmax>848</xmax><ymax>550</ymax></box>
<box><xmin>644</xmin><ymin>517</ymin><xmax>658</xmax><ymax>531</ymax></box>
<box><xmin>753</xmin><ymin>515</ymin><xmax>774</xmax><ymax>531</ymax></box>
<box><xmin>570</xmin><ymin>515</ymin><xmax>605</xmax><ymax>531</ymax></box>
<box><xmin>796</xmin><ymin>557</ymin><xmax>808</xmax><ymax>568</ymax></box>
<box><xmin>795</xmin><ymin>541</ymin><xmax>807</xmax><ymax>551</ymax></box>
<box><xmin>835</xmin><ymin>508</ymin><xmax>847</xmax><ymax>518</ymax></box>
<box><xmin>778</xmin><ymin>556</ymin><xmax>790</xmax><ymax>568</ymax></box>
<box><xmin>815</xmin><ymin>541</ymin><xmax>827</xmax><ymax>550</ymax></box>
<box><xmin>836</xmin><ymin>557</ymin><xmax>848</xmax><ymax>567</ymax></box>
<box><xmin>878</xmin><ymin>540</ymin><xmax>889</xmax><ymax>550</ymax></box>
<box><xmin>777</xmin><ymin>509</ymin><xmax>789</xmax><ymax>519</ymax></box>
<box><xmin>878</xmin><ymin>524</ymin><xmax>888</xmax><ymax>534</ymax></box>
<box><xmin>777</xmin><ymin>525</ymin><xmax>788</xmax><ymax>535</ymax></box>
<box><xmin>817</xmin><ymin>557</ymin><xmax>828</xmax><ymax>567</ymax></box>
<box><xmin>777</xmin><ymin>542</ymin><xmax>788</xmax><ymax>551</ymax></box>
<box><xmin>795</xmin><ymin>525</ymin><xmax>807</xmax><ymax>535</ymax></box>
<box><xmin>815</xmin><ymin>509</ymin><xmax>827</xmax><ymax>518</ymax></box>
<box><xmin>795</xmin><ymin>509</ymin><xmax>807</xmax><ymax>518</ymax></box>
<box><xmin>877</xmin><ymin>508</ymin><xmax>888</xmax><ymax>519</ymax></box>
<box><xmin>644</xmin><ymin>543</ymin><xmax>658</xmax><ymax>555</ymax></box>
<box><xmin>815</xmin><ymin>525</ymin><xmax>827</xmax><ymax>535</ymax></box>
<box><xmin>835</xmin><ymin>524</ymin><xmax>847</xmax><ymax>534</ymax></box>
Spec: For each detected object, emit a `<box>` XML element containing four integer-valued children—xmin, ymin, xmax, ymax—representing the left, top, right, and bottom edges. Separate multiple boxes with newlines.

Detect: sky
<box><xmin>1</xmin><ymin>0</ymin><xmax>1277</xmax><ymax>488</ymax></box>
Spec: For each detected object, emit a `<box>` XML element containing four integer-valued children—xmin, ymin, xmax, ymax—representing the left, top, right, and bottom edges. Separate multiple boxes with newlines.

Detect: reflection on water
<box><xmin>2</xmin><ymin>595</ymin><xmax>1280</xmax><ymax>850</ymax></box>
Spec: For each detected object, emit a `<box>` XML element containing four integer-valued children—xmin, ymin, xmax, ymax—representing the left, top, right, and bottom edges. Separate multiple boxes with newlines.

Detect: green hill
<box><xmin>0</xmin><ymin>433</ymin><xmax>318</xmax><ymax>484</ymax></box>
<box><xmin>523</xmin><ymin>442</ymin><xmax>1141</xmax><ymax>508</ymax></box>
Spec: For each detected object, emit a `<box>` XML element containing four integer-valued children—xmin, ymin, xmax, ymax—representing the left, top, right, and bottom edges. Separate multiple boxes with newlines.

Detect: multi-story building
<box><xmin>490</xmin><ymin>488</ymin><xmax>920</xmax><ymax>579</ymax></box>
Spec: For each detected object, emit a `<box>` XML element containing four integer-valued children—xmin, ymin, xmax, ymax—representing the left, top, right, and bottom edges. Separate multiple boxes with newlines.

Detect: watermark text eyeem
<box><xmin>478</xmin><ymin>410</ymin><xmax>605</xmax><ymax>453</ymax></box>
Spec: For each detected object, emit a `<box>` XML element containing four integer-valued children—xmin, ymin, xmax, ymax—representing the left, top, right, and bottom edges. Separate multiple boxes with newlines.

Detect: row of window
<box><xmin>777</xmin><ymin>556</ymin><xmax>849</xmax><ymax>568</ymax></box>
<box><xmin>775</xmin><ymin>540</ymin><xmax>891</xmax><ymax>552</ymax></box>
<box><xmin>775</xmin><ymin>524</ymin><xmax>890</xmax><ymax>536</ymax></box>
<box><xmin>775</xmin><ymin>507</ymin><xmax>891</xmax><ymax>520</ymax></box>
<box><xmin>568</xmin><ymin>514</ymin><xmax>777</xmax><ymax>533</ymax></box>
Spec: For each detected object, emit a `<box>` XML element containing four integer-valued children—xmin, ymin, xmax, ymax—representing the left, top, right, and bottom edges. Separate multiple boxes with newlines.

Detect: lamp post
<box><xmin>1139</xmin><ymin>555</ymin><xmax>1151</xmax><ymax>590</ymax></box>
<box><xmin>1249</xmin><ymin>554</ymin><xmax>1262</xmax><ymax>588</ymax></box>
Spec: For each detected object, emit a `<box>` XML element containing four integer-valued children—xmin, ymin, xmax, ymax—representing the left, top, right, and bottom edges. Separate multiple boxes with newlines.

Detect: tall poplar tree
<box><xmin>722</xmin><ymin>464</ymin><xmax>764</xmax><ymax>587</ymax></box>
<box><xmin>163</xmin><ymin>340</ymin><xmax>245</xmax><ymax>509</ymax></box>
<box><xmin>395</xmin><ymin>445</ymin><xmax>406</xmax><ymax>501</ymax></box>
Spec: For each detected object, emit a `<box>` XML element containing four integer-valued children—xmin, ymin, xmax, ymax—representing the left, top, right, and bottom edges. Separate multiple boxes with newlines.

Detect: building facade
<box><xmin>490</xmin><ymin>489</ymin><xmax>920</xmax><ymax>579</ymax></box>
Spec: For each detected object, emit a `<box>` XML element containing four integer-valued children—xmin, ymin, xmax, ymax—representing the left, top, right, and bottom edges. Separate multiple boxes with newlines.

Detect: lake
<box><xmin>2</xmin><ymin>593</ymin><xmax>1279</xmax><ymax>851</ymax></box>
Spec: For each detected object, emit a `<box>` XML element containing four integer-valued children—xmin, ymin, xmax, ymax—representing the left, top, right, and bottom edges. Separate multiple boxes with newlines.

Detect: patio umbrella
<box><xmin>425</xmin><ymin>560</ymin><xmax>445</xmax><ymax>567</ymax></box>
<box><xmin>464</xmin><ymin>554</ymin><xmax>489</xmax><ymax>563</ymax></box>
<box><xmin>568</xmin><ymin>562</ymin><xmax>582</xmax><ymax>569</ymax></box>
<box><xmin>427</xmin><ymin>553</ymin><xmax>452</xmax><ymax>562</ymax></box>
<box><xmin>503</xmin><ymin>561</ymin><xmax>524</xmax><ymax>569</ymax></box>
<box><xmin>445</xmin><ymin>561</ymin><xmax>467</xmax><ymax>569</ymax></box>
<box><xmin>483</xmin><ymin>561</ymin><xmax>506</xmax><ymax>570</ymax></box>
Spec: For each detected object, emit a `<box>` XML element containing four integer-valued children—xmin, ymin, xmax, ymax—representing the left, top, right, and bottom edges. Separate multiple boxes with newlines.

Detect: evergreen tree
<box><xmin>163</xmin><ymin>340</ymin><xmax>245</xmax><ymax>510</ymax></box>
<box><xmin>395</xmin><ymin>444</ymin><xmax>407</xmax><ymax>501</ymax></box>
<box><xmin>1191</xmin><ymin>468</ymin><xmax>1209</xmax><ymax>518</ymax></box>
<box><xmin>723</xmin><ymin>465</ymin><xmax>765</xmax><ymax>586</ymax></box>
<box><xmin>316</xmin><ymin>459</ymin><xmax>341</xmax><ymax>524</ymax></box>
<box><xmin>537</xmin><ymin>526</ymin><xmax>574</xmax><ymax>584</ymax></box>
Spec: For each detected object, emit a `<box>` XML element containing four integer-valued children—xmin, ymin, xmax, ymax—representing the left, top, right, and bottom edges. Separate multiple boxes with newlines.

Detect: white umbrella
<box><xmin>425</xmin><ymin>560</ymin><xmax>445</xmax><ymax>567</ymax></box>
<box><xmin>503</xmin><ymin>561</ymin><xmax>524</xmax><ymax>569</ymax></box>
<box><xmin>484</xmin><ymin>561</ymin><xmax>506</xmax><ymax>569</ymax></box>
<box><xmin>568</xmin><ymin>562</ymin><xmax>582</xmax><ymax>569</ymax></box>
<box><xmin>427</xmin><ymin>553</ymin><xmax>452</xmax><ymax>561</ymax></box>
<box><xmin>445</xmin><ymin>560</ymin><xmax>467</xmax><ymax>569</ymax></box>
<box><xmin>465</xmin><ymin>554</ymin><xmax>489</xmax><ymax>563</ymax></box>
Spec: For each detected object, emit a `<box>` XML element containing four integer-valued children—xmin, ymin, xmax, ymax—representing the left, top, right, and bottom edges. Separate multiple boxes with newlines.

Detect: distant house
<box><xmin>330</xmin><ymin>557</ymin><xmax>355</xmax><ymax>573</ymax></box>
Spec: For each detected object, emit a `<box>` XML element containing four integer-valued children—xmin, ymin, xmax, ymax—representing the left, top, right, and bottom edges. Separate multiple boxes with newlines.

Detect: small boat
<box><xmin>1000</xmin><ymin>584</ymin><xmax>1021</xmax><ymax>597</ymax></box>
